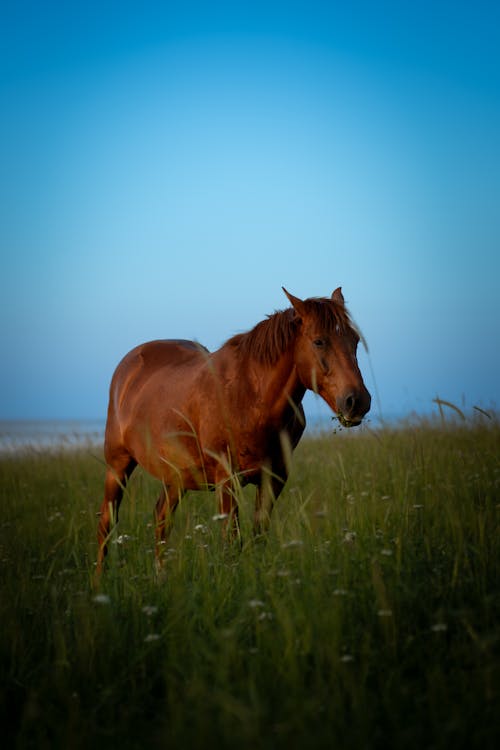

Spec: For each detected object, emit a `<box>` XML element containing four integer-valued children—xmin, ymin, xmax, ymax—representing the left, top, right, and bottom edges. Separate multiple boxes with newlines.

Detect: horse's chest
<box><xmin>237</xmin><ymin>429</ymin><xmax>280</xmax><ymax>471</ymax></box>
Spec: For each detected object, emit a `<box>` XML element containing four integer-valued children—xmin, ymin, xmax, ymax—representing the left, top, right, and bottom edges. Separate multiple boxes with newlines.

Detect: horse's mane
<box><xmin>227</xmin><ymin>298</ymin><xmax>353</xmax><ymax>366</ymax></box>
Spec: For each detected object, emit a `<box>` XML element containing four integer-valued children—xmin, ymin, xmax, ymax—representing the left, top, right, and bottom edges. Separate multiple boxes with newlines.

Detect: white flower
<box><xmin>144</xmin><ymin>633</ymin><xmax>161</xmax><ymax>643</ymax></box>
<box><xmin>431</xmin><ymin>623</ymin><xmax>448</xmax><ymax>633</ymax></box>
<box><xmin>142</xmin><ymin>605</ymin><xmax>158</xmax><ymax>617</ymax></box>
<box><xmin>93</xmin><ymin>594</ymin><xmax>111</xmax><ymax>605</ymax></box>
<box><xmin>377</xmin><ymin>609</ymin><xmax>393</xmax><ymax>617</ymax></box>
<box><xmin>340</xmin><ymin>654</ymin><xmax>354</xmax><ymax>663</ymax></box>
<box><xmin>282</xmin><ymin>540</ymin><xmax>303</xmax><ymax>549</ymax></box>
<box><xmin>248</xmin><ymin>599</ymin><xmax>265</xmax><ymax>609</ymax></box>
<box><xmin>212</xmin><ymin>513</ymin><xmax>229</xmax><ymax>522</ymax></box>
<box><xmin>112</xmin><ymin>534</ymin><xmax>133</xmax><ymax>545</ymax></box>
<box><xmin>257</xmin><ymin>611</ymin><xmax>273</xmax><ymax>622</ymax></box>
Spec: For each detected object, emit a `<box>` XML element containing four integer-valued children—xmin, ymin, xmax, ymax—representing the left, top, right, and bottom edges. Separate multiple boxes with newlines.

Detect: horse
<box><xmin>96</xmin><ymin>288</ymin><xmax>371</xmax><ymax>575</ymax></box>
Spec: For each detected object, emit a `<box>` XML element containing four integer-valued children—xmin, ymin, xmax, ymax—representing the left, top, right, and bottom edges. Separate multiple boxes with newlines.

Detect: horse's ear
<box><xmin>332</xmin><ymin>287</ymin><xmax>345</xmax><ymax>306</ymax></box>
<box><xmin>282</xmin><ymin>287</ymin><xmax>306</xmax><ymax>319</ymax></box>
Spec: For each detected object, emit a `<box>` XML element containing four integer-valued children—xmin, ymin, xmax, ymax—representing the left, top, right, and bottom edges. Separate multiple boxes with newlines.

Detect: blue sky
<box><xmin>1</xmin><ymin>0</ymin><xmax>499</xmax><ymax>422</ymax></box>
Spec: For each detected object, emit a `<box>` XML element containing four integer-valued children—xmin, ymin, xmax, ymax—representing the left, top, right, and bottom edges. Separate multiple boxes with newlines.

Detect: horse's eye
<box><xmin>313</xmin><ymin>339</ymin><xmax>324</xmax><ymax>348</ymax></box>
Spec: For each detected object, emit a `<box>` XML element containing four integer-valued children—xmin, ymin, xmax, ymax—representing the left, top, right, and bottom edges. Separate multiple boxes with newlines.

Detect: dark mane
<box><xmin>228</xmin><ymin>298</ymin><xmax>354</xmax><ymax>365</ymax></box>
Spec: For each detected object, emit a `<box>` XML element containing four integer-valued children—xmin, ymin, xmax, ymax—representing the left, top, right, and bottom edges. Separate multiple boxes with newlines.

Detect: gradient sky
<box><xmin>1</xmin><ymin>0</ymin><xmax>499</xmax><ymax>422</ymax></box>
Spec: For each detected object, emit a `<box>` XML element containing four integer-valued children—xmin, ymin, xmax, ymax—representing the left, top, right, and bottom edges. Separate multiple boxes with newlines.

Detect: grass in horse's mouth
<box><xmin>336</xmin><ymin>413</ymin><xmax>362</xmax><ymax>428</ymax></box>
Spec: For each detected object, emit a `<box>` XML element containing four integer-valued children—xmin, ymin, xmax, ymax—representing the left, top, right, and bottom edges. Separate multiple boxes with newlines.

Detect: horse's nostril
<box><xmin>345</xmin><ymin>394</ymin><xmax>355</xmax><ymax>413</ymax></box>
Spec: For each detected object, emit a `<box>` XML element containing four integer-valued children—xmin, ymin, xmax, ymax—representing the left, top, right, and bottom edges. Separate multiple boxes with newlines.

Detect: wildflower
<box><xmin>93</xmin><ymin>594</ymin><xmax>111</xmax><ymax>605</ymax></box>
<box><xmin>248</xmin><ymin>599</ymin><xmax>265</xmax><ymax>609</ymax></box>
<box><xmin>333</xmin><ymin>588</ymin><xmax>348</xmax><ymax>596</ymax></box>
<box><xmin>282</xmin><ymin>540</ymin><xmax>303</xmax><ymax>549</ymax></box>
<box><xmin>380</xmin><ymin>549</ymin><xmax>393</xmax><ymax>556</ymax></box>
<box><xmin>257</xmin><ymin>611</ymin><xmax>273</xmax><ymax>622</ymax></box>
<box><xmin>194</xmin><ymin>524</ymin><xmax>208</xmax><ymax>533</ymax></box>
<box><xmin>431</xmin><ymin>623</ymin><xmax>448</xmax><ymax>633</ymax></box>
<box><xmin>212</xmin><ymin>513</ymin><xmax>229</xmax><ymax>522</ymax></box>
<box><xmin>144</xmin><ymin>633</ymin><xmax>161</xmax><ymax>643</ymax></box>
<box><xmin>112</xmin><ymin>534</ymin><xmax>133</xmax><ymax>545</ymax></box>
<box><xmin>340</xmin><ymin>654</ymin><xmax>354</xmax><ymax>663</ymax></box>
<box><xmin>377</xmin><ymin>609</ymin><xmax>393</xmax><ymax>617</ymax></box>
<box><xmin>343</xmin><ymin>531</ymin><xmax>356</xmax><ymax>544</ymax></box>
<box><xmin>142</xmin><ymin>605</ymin><xmax>158</xmax><ymax>617</ymax></box>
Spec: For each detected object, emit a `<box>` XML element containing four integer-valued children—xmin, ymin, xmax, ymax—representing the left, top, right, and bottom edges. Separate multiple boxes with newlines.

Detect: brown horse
<box><xmin>96</xmin><ymin>288</ymin><xmax>370</xmax><ymax>574</ymax></box>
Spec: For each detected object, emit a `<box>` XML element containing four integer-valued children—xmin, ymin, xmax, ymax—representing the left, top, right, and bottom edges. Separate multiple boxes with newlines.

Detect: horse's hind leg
<box><xmin>218</xmin><ymin>480</ymin><xmax>241</xmax><ymax>545</ymax></box>
<box><xmin>154</xmin><ymin>485</ymin><xmax>181</xmax><ymax>572</ymax></box>
<box><xmin>253</xmin><ymin>461</ymin><xmax>287</xmax><ymax>538</ymax></box>
<box><xmin>95</xmin><ymin>456</ymin><xmax>136</xmax><ymax>579</ymax></box>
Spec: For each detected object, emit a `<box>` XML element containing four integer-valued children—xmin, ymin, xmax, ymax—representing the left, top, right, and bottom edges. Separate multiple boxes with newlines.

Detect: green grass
<box><xmin>1</xmin><ymin>418</ymin><xmax>500</xmax><ymax>749</ymax></box>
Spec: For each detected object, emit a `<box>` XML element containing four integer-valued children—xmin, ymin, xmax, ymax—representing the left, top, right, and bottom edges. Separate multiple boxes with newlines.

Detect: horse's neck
<box><xmin>258</xmin><ymin>350</ymin><xmax>305</xmax><ymax>418</ymax></box>
<box><xmin>215</xmin><ymin>345</ymin><xmax>305</xmax><ymax>422</ymax></box>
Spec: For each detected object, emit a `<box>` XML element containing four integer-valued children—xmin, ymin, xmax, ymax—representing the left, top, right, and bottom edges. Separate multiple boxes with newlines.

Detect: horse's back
<box><xmin>105</xmin><ymin>340</ymin><xmax>209</xmax><ymax>448</ymax></box>
<box><xmin>119</xmin><ymin>339</ymin><xmax>208</xmax><ymax>371</ymax></box>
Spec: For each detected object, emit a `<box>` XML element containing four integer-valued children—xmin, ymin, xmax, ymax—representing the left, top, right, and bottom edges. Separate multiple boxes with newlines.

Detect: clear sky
<box><xmin>1</xmin><ymin>0</ymin><xmax>499</xmax><ymax>422</ymax></box>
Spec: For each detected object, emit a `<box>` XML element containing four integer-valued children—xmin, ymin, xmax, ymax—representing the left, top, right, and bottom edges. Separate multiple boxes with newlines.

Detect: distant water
<box><xmin>0</xmin><ymin>404</ymin><xmax>438</xmax><ymax>453</ymax></box>
<box><xmin>0</xmin><ymin>419</ymin><xmax>105</xmax><ymax>453</ymax></box>
<box><xmin>0</xmin><ymin>411</ymin><xmax>422</xmax><ymax>454</ymax></box>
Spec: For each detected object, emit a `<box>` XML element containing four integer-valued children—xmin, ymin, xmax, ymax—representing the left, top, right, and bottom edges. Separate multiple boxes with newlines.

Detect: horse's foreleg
<box><xmin>154</xmin><ymin>485</ymin><xmax>181</xmax><ymax>571</ymax></box>
<box><xmin>95</xmin><ymin>458</ymin><xmax>136</xmax><ymax>581</ymax></box>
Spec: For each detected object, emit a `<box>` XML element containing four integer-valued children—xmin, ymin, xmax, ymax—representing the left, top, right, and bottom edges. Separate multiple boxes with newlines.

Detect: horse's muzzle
<box><xmin>336</xmin><ymin>387</ymin><xmax>371</xmax><ymax>428</ymax></box>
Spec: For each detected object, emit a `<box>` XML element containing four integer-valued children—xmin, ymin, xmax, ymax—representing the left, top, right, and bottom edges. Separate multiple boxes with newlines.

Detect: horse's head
<box><xmin>283</xmin><ymin>288</ymin><xmax>371</xmax><ymax>427</ymax></box>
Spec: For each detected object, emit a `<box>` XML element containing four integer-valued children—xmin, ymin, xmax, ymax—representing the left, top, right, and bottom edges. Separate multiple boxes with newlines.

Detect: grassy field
<box><xmin>1</xmin><ymin>417</ymin><xmax>499</xmax><ymax>749</ymax></box>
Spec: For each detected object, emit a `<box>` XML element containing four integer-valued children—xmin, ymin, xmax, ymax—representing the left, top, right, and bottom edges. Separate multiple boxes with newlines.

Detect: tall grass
<box><xmin>1</xmin><ymin>418</ymin><xmax>499</xmax><ymax>749</ymax></box>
